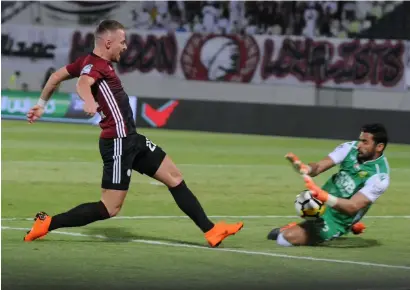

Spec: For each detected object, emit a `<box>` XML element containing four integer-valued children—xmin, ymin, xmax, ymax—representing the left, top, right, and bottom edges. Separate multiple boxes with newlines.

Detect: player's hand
<box><xmin>27</xmin><ymin>105</ymin><xmax>45</xmax><ymax>124</ymax></box>
<box><xmin>285</xmin><ymin>152</ymin><xmax>311</xmax><ymax>175</ymax></box>
<box><xmin>83</xmin><ymin>101</ymin><xmax>98</xmax><ymax>117</ymax></box>
<box><xmin>351</xmin><ymin>222</ymin><xmax>366</xmax><ymax>235</ymax></box>
<box><xmin>303</xmin><ymin>175</ymin><xmax>329</xmax><ymax>202</ymax></box>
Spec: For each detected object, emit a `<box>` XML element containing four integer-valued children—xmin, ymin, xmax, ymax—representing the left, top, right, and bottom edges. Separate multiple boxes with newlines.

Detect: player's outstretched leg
<box><xmin>24</xmin><ymin>189</ymin><xmax>126</xmax><ymax>242</ymax></box>
<box><xmin>267</xmin><ymin>222</ymin><xmax>298</xmax><ymax>241</ymax></box>
<box><xmin>267</xmin><ymin>222</ymin><xmax>311</xmax><ymax>247</ymax></box>
<box><xmin>153</xmin><ymin>155</ymin><xmax>244</xmax><ymax>247</ymax></box>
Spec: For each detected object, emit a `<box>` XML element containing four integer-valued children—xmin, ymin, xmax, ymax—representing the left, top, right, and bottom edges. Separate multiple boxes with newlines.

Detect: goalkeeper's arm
<box><xmin>306</xmin><ymin>157</ymin><xmax>336</xmax><ymax>177</ymax></box>
<box><xmin>326</xmin><ymin>193</ymin><xmax>372</xmax><ymax>216</ymax></box>
<box><xmin>286</xmin><ymin>153</ymin><xmax>336</xmax><ymax>177</ymax></box>
<box><xmin>304</xmin><ymin>141</ymin><xmax>356</xmax><ymax>177</ymax></box>
<box><xmin>304</xmin><ymin>174</ymin><xmax>389</xmax><ymax>216</ymax></box>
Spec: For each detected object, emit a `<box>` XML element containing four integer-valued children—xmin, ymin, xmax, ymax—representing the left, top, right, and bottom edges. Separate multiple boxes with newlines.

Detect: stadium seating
<box><xmin>2</xmin><ymin>1</ymin><xmax>404</xmax><ymax>38</ymax></box>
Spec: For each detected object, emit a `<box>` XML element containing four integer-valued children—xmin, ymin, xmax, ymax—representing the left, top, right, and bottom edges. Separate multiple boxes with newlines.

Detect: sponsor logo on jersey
<box><xmin>81</xmin><ymin>64</ymin><xmax>93</xmax><ymax>75</ymax></box>
<box><xmin>358</xmin><ymin>171</ymin><xmax>368</xmax><ymax>178</ymax></box>
<box><xmin>335</xmin><ymin>171</ymin><xmax>356</xmax><ymax>195</ymax></box>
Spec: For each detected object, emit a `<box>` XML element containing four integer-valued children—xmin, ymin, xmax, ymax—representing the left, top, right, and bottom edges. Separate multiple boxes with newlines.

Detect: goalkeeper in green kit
<box><xmin>267</xmin><ymin>124</ymin><xmax>390</xmax><ymax>246</ymax></box>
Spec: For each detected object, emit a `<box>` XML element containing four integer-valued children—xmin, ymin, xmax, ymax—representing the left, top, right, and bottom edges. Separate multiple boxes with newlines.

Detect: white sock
<box><xmin>277</xmin><ymin>233</ymin><xmax>293</xmax><ymax>247</ymax></box>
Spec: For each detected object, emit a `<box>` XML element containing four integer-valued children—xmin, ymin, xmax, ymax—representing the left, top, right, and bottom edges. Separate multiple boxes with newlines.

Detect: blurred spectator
<box><xmin>6</xmin><ymin>1</ymin><xmax>397</xmax><ymax>37</ymax></box>
<box><xmin>3</xmin><ymin>1</ymin><xmax>402</xmax><ymax>37</ymax></box>
<box><xmin>8</xmin><ymin>71</ymin><xmax>21</xmax><ymax>91</ymax></box>
<box><xmin>134</xmin><ymin>8</ymin><xmax>152</xmax><ymax>29</ymax></box>
<box><xmin>22</xmin><ymin>83</ymin><xmax>29</xmax><ymax>92</ymax></box>
<box><xmin>302</xmin><ymin>2</ymin><xmax>319</xmax><ymax>38</ymax></box>
<box><xmin>202</xmin><ymin>2</ymin><xmax>220</xmax><ymax>33</ymax></box>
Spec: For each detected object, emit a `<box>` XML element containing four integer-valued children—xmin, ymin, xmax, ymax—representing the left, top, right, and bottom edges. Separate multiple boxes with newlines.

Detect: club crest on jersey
<box><xmin>81</xmin><ymin>64</ymin><xmax>93</xmax><ymax>75</ymax></box>
<box><xmin>358</xmin><ymin>171</ymin><xmax>368</xmax><ymax>178</ymax></box>
<box><xmin>354</xmin><ymin>163</ymin><xmax>361</xmax><ymax>170</ymax></box>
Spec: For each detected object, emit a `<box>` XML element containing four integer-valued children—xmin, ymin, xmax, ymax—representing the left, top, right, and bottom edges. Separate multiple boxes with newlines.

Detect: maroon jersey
<box><xmin>66</xmin><ymin>53</ymin><xmax>136</xmax><ymax>139</ymax></box>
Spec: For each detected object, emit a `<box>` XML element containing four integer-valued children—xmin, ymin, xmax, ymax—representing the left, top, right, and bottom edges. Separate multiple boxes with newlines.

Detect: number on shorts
<box><xmin>322</xmin><ymin>222</ymin><xmax>329</xmax><ymax>232</ymax></box>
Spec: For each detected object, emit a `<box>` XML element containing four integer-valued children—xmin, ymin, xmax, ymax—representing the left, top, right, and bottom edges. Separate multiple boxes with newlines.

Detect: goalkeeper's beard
<box><xmin>357</xmin><ymin>150</ymin><xmax>376</xmax><ymax>163</ymax></box>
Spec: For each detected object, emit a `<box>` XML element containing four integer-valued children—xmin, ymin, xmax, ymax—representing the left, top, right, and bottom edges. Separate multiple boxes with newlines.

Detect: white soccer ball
<box><xmin>295</xmin><ymin>190</ymin><xmax>326</xmax><ymax>220</ymax></box>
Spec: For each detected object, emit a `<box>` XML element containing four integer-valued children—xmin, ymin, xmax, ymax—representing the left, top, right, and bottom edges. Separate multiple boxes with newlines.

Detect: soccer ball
<box><xmin>295</xmin><ymin>190</ymin><xmax>326</xmax><ymax>220</ymax></box>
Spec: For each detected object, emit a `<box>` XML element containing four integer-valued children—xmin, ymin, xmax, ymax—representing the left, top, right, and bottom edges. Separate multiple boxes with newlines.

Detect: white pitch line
<box><xmin>2</xmin><ymin>215</ymin><xmax>410</xmax><ymax>221</ymax></box>
<box><xmin>2</xmin><ymin>226</ymin><xmax>410</xmax><ymax>271</ymax></box>
<box><xmin>3</xmin><ymin>160</ymin><xmax>410</xmax><ymax>171</ymax></box>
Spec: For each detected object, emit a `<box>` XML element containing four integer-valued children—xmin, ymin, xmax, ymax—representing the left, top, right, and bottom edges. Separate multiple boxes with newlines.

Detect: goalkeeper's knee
<box><xmin>277</xmin><ymin>232</ymin><xmax>293</xmax><ymax>247</ymax></box>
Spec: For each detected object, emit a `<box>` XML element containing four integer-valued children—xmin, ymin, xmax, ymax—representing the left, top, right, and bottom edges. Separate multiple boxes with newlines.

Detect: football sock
<box><xmin>169</xmin><ymin>180</ymin><xmax>214</xmax><ymax>233</ymax></box>
<box><xmin>48</xmin><ymin>201</ymin><xmax>110</xmax><ymax>231</ymax></box>
<box><xmin>277</xmin><ymin>233</ymin><xmax>293</xmax><ymax>247</ymax></box>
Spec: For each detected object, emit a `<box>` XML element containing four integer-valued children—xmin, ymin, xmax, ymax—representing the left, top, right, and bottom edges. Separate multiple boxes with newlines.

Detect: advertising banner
<box><xmin>2</xmin><ymin>24</ymin><xmax>408</xmax><ymax>91</ymax></box>
<box><xmin>1</xmin><ymin>90</ymin><xmax>138</xmax><ymax>125</ymax></box>
<box><xmin>135</xmin><ymin>96</ymin><xmax>410</xmax><ymax>144</ymax></box>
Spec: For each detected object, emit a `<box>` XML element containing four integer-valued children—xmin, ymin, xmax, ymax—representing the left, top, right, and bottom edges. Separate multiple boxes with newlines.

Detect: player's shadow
<box><xmin>84</xmin><ymin>227</ymin><xmax>207</xmax><ymax>247</ymax></box>
<box><xmin>318</xmin><ymin>237</ymin><xmax>382</xmax><ymax>249</ymax></box>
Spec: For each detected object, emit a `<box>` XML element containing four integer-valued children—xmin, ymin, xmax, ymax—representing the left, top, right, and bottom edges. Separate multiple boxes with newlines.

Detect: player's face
<box><xmin>357</xmin><ymin>132</ymin><xmax>383</xmax><ymax>162</ymax></box>
<box><xmin>109</xmin><ymin>29</ymin><xmax>127</xmax><ymax>62</ymax></box>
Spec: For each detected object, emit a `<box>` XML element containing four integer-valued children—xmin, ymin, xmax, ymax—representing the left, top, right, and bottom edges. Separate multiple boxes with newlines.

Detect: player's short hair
<box><xmin>94</xmin><ymin>20</ymin><xmax>125</xmax><ymax>37</ymax></box>
<box><xmin>361</xmin><ymin>123</ymin><xmax>388</xmax><ymax>149</ymax></box>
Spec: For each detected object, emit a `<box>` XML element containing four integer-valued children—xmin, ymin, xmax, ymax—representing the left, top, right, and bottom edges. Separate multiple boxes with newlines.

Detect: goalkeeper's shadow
<box><xmin>318</xmin><ymin>237</ymin><xmax>382</xmax><ymax>249</ymax></box>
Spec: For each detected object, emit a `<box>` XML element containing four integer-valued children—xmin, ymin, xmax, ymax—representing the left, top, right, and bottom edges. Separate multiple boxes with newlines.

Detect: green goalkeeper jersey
<box><xmin>321</xmin><ymin>141</ymin><xmax>390</xmax><ymax>230</ymax></box>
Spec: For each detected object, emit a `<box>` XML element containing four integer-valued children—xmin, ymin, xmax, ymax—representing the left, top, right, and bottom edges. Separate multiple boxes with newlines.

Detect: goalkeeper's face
<box><xmin>357</xmin><ymin>132</ymin><xmax>382</xmax><ymax>162</ymax></box>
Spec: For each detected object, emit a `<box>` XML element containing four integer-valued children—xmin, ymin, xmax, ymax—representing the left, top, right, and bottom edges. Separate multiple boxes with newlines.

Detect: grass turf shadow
<box><xmin>318</xmin><ymin>237</ymin><xmax>382</xmax><ymax>248</ymax></box>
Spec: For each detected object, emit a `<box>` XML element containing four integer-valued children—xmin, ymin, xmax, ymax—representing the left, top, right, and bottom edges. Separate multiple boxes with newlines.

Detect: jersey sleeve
<box><xmin>328</xmin><ymin>142</ymin><xmax>355</xmax><ymax>164</ymax></box>
<box><xmin>65</xmin><ymin>57</ymin><xmax>84</xmax><ymax>77</ymax></box>
<box><xmin>359</xmin><ymin>173</ymin><xmax>390</xmax><ymax>202</ymax></box>
<box><xmin>79</xmin><ymin>63</ymin><xmax>103</xmax><ymax>81</ymax></box>
<box><xmin>66</xmin><ymin>57</ymin><xmax>103</xmax><ymax>81</ymax></box>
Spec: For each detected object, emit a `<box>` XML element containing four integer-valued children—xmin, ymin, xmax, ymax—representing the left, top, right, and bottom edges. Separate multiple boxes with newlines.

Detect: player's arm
<box><xmin>287</xmin><ymin>142</ymin><xmax>355</xmax><ymax>176</ymax></box>
<box><xmin>285</xmin><ymin>154</ymin><xmax>335</xmax><ymax>177</ymax></box>
<box><xmin>327</xmin><ymin>192</ymin><xmax>371</xmax><ymax>216</ymax></box>
<box><xmin>27</xmin><ymin>66</ymin><xmax>73</xmax><ymax>123</ymax></box>
<box><xmin>38</xmin><ymin>66</ymin><xmax>73</xmax><ymax>104</ymax></box>
<box><xmin>306</xmin><ymin>157</ymin><xmax>335</xmax><ymax>177</ymax></box>
<box><xmin>76</xmin><ymin>75</ymin><xmax>98</xmax><ymax>116</ymax></box>
<box><xmin>304</xmin><ymin>174</ymin><xmax>389</xmax><ymax>216</ymax></box>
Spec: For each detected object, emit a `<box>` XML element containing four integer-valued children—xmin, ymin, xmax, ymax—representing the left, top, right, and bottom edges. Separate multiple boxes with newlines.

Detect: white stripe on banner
<box><xmin>100</xmin><ymin>80</ymin><xmax>126</xmax><ymax>137</ymax></box>
<box><xmin>98</xmin><ymin>82</ymin><xmax>126</xmax><ymax>137</ymax></box>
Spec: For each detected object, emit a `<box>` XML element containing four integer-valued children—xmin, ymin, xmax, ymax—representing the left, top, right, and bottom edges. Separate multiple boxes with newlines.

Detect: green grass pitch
<box><xmin>2</xmin><ymin>120</ymin><xmax>410</xmax><ymax>290</ymax></box>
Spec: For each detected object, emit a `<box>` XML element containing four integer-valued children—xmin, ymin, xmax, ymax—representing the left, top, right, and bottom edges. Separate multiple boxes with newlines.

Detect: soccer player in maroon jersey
<box><xmin>25</xmin><ymin>20</ymin><xmax>243</xmax><ymax>247</ymax></box>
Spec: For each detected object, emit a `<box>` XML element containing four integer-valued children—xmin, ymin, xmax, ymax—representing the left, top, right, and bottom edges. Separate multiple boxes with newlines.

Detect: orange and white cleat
<box><xmin>267</xmin><ymin>222</ymin><xmax>298</xmax><ymax>240</ymax></box>
<box><xmin>204</xmin><ymin>221</ymin><xmax>244</xmax><ymax>247</ymax></box>
<box><xmin>23</xmin><ymin>212</ymin><xmax>52</xmax><ymax>242</ymax></box>
<box><xmin>351</xmin><ymin>222</ymin><xmax>366</xmax><ymax>235</ymax></box>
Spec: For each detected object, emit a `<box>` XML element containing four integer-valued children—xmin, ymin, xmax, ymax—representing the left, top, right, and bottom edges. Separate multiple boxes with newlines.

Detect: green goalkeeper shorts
<box><xmin>302</xmin><ymin>210</ymin><xmax>349</xmax><ymax>244</ymax></box>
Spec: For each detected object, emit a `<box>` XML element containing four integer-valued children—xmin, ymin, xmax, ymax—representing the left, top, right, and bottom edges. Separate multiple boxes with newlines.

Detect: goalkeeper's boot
<box><xmin>23</xmin><ymin>212</ymin><xmax>51</xmax><ymax>242</ymax></box>
<box><xmin>205</xmin><ymin>221</ymin><xmax>244</xmax><ymax>247</ymax></box>
<box><xmin>267</xmin><ymin>222</ymin><xmax>298</xmax><ymax>240</ymax></box>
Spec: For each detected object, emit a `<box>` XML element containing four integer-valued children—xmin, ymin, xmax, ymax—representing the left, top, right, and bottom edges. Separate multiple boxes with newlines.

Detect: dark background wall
<box><xmin>136</xmin><ymin>97</ymin><xmax>410</xmax><ymax>144</ymax></box>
